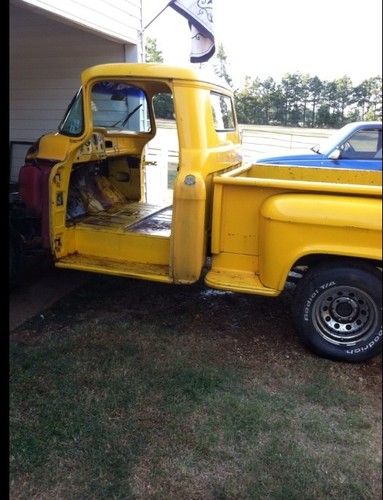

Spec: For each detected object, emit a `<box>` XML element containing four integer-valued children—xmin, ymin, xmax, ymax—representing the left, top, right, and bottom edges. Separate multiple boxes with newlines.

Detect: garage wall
<box><xmin>10</xmin><ymin>3</ymin><xmax>138</xmax><ymax>182</ymax></box>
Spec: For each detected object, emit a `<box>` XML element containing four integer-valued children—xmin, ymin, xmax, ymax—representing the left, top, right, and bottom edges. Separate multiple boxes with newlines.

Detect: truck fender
<box><xmin>258</xmin><ymin>193</ymin><xmax>382</xmax><ymax>290</ymax></box>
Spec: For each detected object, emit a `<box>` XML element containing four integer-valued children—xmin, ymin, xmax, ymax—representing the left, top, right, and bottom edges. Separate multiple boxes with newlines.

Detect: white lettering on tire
<box><xmin>346</xmin><ymin>328</ymin><xmax>383</xmax><ymax>355</ymax></box>
<box><xmin>320</xmin><ymin>281</ymin><xmax>336</xmax><ymax>290</ymax></box>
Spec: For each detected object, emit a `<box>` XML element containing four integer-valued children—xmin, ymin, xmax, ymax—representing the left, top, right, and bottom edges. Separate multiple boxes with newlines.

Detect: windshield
<box><xmin>313</xmin><ymin>123</ymin><xmax>360</xmax><ymax>155</ymax></box>
<box><xmin>91</xmin><ymin>81</ymin><xmax>151</xmax><ymax>133</ymax></box>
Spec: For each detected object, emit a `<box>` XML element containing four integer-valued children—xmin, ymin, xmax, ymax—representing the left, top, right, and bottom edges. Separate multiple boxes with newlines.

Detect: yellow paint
<box><xmin>41</xmin><ymin>64</ymin><xmax>241</xmax><ymax>283</ymax></box>
<box><xmin>74</xmin><ymin>227</ymin><xmax>169</xmax><ymax>265</ymax></box>
<box><xmin>32</xmin><ymin>63</ymin><xmax>380</xmax><ymax>293</ymax></box>
<box><xmin>207</xmin><ymin>163</ymin><xmax>382</xmax><ymax>293</ymax></box>
<box><xmin>171</xmin><ymin>172</ymin><xmax>207</xmax><ymax>283</ymax></box>
<box><xmin>56</xmin><ymin>254</ymin><xmax>172</xmax><ymax>283</ymax></box>
<box><xmin>34</xmin><ymin>133</ymin><xmax>72</xmax><ymax>161</ymax></box>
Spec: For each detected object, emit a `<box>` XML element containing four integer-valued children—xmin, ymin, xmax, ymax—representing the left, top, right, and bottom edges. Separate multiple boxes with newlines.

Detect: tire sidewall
<box><xmin>294</xmin><ymin>266</ymin><xmax>382</xmax><ymax>362</ymax></box>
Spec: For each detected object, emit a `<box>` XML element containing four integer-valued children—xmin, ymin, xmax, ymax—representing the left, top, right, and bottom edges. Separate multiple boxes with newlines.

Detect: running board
<box><xmin>56</xmin><ymin>254</ymin><xmax>172</xmax><ymax>284</ymax></box>
<box><xmin>205</xmin><ymin>269</ymin><xmax>279</xmax><ymax>296</ymax></box>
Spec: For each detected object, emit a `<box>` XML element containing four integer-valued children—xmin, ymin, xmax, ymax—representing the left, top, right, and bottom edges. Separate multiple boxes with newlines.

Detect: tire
<box><xmin>293</xmin><ymin>261</ymin><xmax>382</xmax><ymax>362</ymax></box>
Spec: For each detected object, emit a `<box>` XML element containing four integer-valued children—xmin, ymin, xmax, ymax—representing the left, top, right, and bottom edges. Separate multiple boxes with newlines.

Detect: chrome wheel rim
<box><xmin>312</xmin><ymin>285</ymin><xmax>379</xmax><ymax>346</ymax></box>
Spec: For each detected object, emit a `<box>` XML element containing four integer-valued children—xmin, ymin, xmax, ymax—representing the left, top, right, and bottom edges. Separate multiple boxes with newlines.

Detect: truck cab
<box><xmin>19</xmin><ymin>64</ymin><xmax>242</xmax><ymax>284</ymax></box>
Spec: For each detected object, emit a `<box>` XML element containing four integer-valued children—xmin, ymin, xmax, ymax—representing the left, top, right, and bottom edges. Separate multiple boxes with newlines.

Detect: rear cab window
<box><xmin>210</xmin><ymin>92</ymin><xmax>235</xmax><ymax>131</ymax></box>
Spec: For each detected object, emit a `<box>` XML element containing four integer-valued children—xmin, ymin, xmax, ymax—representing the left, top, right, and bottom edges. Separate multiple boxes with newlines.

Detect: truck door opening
<box><xmin>53</xmin><ymin>79</ymin><xmax>178</xmax><ymax>281</ymax></box>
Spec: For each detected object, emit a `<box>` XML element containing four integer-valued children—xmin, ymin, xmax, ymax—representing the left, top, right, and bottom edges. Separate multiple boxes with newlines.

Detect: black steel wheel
<box><xmin>293</xmin><ymin>261</ymin><xmax>382</xmax><ymax>361</ymax></box>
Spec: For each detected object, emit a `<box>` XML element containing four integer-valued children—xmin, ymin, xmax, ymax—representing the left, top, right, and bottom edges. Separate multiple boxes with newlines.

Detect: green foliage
<box><xmin>145</xmin><ymin>37</ymin><xmax>163</xmax><ymax>63</ymax></box>
<box><xmin>234</xmin><ymin>72</ymin><xmax>382</xmax><ymax>127</ymax></box>
<box><xmin>213</xmin><ymin>43</ymin><xmax>233</xmax><ymax>87</ymax></box>
<box><xmin>145</xmin><ymin>37</ymin><xmax>380</xmax><ymax>128</ymax></box>
<box><xmin>153</xmin><ymin>92</ymin><xmax>174</xmax><ymax>119</ymax></box>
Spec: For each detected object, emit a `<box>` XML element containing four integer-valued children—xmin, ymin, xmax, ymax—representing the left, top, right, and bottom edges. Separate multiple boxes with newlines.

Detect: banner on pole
<box><xmin>169</xmin><ymin>0</ymin><xmax>215</xmax><ymax>63</ymax></box>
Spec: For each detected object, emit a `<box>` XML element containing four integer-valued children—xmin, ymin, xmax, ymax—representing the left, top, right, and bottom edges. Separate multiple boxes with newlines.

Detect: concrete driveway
<box><xmin>10</xmin><ymin>259</ymin><xmax>88</xmax><ymax>331</ymax></box>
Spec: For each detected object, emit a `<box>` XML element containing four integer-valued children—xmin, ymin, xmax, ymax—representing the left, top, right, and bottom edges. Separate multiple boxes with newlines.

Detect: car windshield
<box><xmin>91</xmin><ymin>81</ymin><xmax>151</xmax><ymax>132</ymax></box>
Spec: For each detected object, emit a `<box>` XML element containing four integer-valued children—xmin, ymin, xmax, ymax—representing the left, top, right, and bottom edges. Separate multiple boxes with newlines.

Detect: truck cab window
<box><xmin>210</xmin><ymin>92</ymin><xmax>235</xmax><ymax>131</ymax></box>
<box><xmin>153</xmin><ymin>92</ymin><xmax>174</xmax><ymax>120</ymax></box>
<box><xmin>146</xmin><ymin>91</ymin><xmax>178</xmax><ymax>202</ymax></box>
<box><xmin>91</xmin><ymin>81</ymin><xmax>151</xmax><ymax>133</ymax></box>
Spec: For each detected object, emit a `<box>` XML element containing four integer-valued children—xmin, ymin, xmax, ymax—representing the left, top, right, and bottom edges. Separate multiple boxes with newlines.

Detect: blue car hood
<box><xmin>257</xmin><ymin>151</ymin><xmax>322</xmax><ymax>163</ymax></box>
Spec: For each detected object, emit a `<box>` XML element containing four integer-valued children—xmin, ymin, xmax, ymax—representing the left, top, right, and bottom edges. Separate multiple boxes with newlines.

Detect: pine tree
<box><xmin>213</xmin><ymin>43</ymin><xmax>232</xmax><ymax>87</ymax></box>
<box><xmin>145</xmin><ymin>37</ymin><xmax>164</xmax><ymax>63</ymax></box>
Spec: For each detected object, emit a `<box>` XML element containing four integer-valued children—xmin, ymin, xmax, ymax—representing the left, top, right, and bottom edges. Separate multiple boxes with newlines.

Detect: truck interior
<box><xmin>55</xmin><ymin>79</ymin><xmax>178</xmax><ymax>281</ymax></box>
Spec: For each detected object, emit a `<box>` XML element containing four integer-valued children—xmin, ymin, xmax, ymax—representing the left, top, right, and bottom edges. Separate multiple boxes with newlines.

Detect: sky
<box><xmin>142</xmin><ymin>0</ymin><xmax>382</xmax><ymax>88</ymax></box>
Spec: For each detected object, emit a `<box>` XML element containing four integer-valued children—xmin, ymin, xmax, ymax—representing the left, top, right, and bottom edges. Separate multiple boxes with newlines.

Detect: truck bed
<box><xmin>206</xmin><ymin>163</ymin><xmax>382</xmax><ymax>295</ymax></box>
<box><xmin>216</xmin><ymin>163</ymin><xmax>382</xmax><ymax>194</ymax></box>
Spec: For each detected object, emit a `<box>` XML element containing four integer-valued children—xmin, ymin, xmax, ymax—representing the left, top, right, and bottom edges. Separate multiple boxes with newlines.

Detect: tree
<box><xmin>259</xmin><ymin>77</ymin><xmax>276</xmax><ymax>124</ymax></box>
<box><xmin>153</xmin><ymin>93</ymin><xmax>174</xmax><ymax>119</ymax></box>
<box><xmin>353</xmin><ymin>80</ymin><xmax>371</xmax><ymax>120</ymax></box>
<box><xmin>300</xmin><ymin>74</ymin><xmax>311</xmax><ymax>127</ymax></box>
<box><xmin>307</xmin><ymin>76</ymin><xmax>323</xmax><ymax>127</ymax></box>
<box><xmin>334</xmin><ymin>76</ymin><xmax>354</xmax><ymax>124</ymax></box>
<box><xmin>145</xmin><ymin>37</ymin><xmax>163</xmax><ymax>63</ymax></box>
<box><xmin>365</xmin><ymin>76</ymin><xmax>382</xmax><ymax>120</ymax></box>
<box><xmin>234</xmin><ymin>77</ymin><xmax>262</xmax><ymax>125</ymax></box>
<box><xmin>316</xmin><ymin>104</ymin><xmax>332</xmax><ymax>128</ymax></box>
<box><xmin>321</xmin><ymin>81</ymin><xmax>339</xmax><ymax>127</ymax></box>
<box><xmin>213</xmin><ymin>43</ymin><xmax>232</xmax><ymax>87</ymax></box>
<box><xmin>281</xmin><ymin>73</ymin><xmax>303</xmax><ymax>126</ymax></box>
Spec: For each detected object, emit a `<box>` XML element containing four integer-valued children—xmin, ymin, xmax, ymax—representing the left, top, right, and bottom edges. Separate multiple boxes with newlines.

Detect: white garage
<box><xmin>10</xmin><ymin>0</ymin><xmax>142</xmax><ymax>182</ymax></box>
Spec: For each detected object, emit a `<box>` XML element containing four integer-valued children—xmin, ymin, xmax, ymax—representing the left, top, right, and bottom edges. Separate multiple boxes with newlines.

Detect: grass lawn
<box><xmin>10</xmin><ymin>274</ymin><xmax>382</xmax><ymax>499</ymax></box>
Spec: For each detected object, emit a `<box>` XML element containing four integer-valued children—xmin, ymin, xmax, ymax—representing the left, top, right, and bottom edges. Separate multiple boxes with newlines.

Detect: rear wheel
<box><xmin>293</xmin><ymin>262</ymin><xmax>382</xmax><ymax>362</ymax></box>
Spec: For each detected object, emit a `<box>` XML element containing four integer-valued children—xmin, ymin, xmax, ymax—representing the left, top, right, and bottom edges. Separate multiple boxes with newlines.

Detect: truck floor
<box><xmin>71</xmin><ymin>202</ymin><xmax>173</xmax><ymax>237</ymax></box>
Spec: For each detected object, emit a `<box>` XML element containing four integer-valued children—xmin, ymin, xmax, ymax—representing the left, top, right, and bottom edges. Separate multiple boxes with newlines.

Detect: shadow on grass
<box><xmin>10</xmin><ymin>274</ymin><xmax>382</xmax><ymax>498</ymax></box>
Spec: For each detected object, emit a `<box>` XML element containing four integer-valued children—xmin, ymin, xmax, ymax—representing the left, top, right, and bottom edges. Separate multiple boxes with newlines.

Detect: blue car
<box><xmin>257</xmin><ymin>121</ymin><xmax>382</xmax><ymax>170</ymax></box>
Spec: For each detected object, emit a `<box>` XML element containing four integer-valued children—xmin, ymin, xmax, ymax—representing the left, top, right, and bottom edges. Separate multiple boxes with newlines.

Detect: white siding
<box><xmin>18</xmin><ymin>0</ymin><xmax>141</xmax><ymax>44</ymax></box>
<box><xmin>10</xmin><ymin>3</ymin><xmax>138</xmax><ymax>182</ymax></box>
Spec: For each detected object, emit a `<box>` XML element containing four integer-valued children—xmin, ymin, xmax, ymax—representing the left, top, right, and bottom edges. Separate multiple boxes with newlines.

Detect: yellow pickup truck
<box><xmin>17</xmin><ymin>63</ymin><xmax>382</xmax><ymax>362</ymax></box>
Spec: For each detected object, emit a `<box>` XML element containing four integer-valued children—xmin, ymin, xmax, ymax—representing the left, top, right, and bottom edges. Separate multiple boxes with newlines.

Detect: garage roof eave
<box><xmin>14</xmin><ymin>0</ymin><xmax>140</xmax><ymax>45</ymax></box>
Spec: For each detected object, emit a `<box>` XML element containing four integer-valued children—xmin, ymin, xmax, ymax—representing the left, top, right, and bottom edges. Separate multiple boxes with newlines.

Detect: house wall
<box><xmin>10</xmin><ymin>1</ymin><xmax>140</xmax><ymax>182</ymax></box>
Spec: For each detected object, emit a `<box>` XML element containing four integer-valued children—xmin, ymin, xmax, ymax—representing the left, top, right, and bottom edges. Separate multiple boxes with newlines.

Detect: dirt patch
<box><xmin>11</xmin><ymin>272</ymin><xmax>382</xmax><ymax>385</ymax></box>
<box><xmin>9</xmin><ymin>256</ymin><xmax>89</xmax><ymax>331</ymax></box>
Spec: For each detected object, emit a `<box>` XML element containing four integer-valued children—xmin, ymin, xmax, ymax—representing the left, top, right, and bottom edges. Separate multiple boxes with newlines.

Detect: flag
<box><xmin>169</xmin><ymin>0</ymin><xmax>215</xmax><ymax>63</ymax></box>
